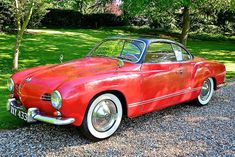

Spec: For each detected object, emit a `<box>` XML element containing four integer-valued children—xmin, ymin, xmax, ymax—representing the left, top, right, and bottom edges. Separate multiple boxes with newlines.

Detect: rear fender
<box><xmin>192</xmin><ymin>62</ymin><xmax>212</xmax><ymax>88</ymax></box>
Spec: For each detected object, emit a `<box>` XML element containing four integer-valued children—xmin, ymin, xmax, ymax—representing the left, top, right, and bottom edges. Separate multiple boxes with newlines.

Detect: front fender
<box><xmin>57</xmin><ymin>72</ymin><xmax>142</xmax><ymax>126</ymax></box>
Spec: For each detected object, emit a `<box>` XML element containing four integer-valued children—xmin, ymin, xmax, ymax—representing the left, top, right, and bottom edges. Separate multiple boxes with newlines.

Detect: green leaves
<box><xmin>122</xmin><ymin>0</ymin><xmax>234</xmax><ymax>16</ymax></box>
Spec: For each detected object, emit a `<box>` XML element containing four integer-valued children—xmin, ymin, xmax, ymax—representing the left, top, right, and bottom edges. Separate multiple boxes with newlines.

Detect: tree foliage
<box><xmin>122</xmin><ymin>0</ymin><xmax>235</xmax><ymax>45</ymax></box>
<box><xmin>7</xmin><ymin>0</ymin><xmax>49</xmax><ymax>69</ymax></box>
<box><xmin>0</xmin><ymin>1</ymin><xmax>14</xmax><ymax>31</ymax></box>
<box><xmin>50</xmin><ymin>0</ymin><xmax>113</xmax><ymax>14</ymax></box>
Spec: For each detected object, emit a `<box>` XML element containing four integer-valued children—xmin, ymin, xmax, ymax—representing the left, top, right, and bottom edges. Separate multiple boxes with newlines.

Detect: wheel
<box><xmin>80</xmin><ymin>93</ymin><xmax>123</xmax><ymax>141</ymax></box>
<box><xmin>194</xmin><ymin>78</ymin><xmax>214</xmax><ymax>106</ymax></box>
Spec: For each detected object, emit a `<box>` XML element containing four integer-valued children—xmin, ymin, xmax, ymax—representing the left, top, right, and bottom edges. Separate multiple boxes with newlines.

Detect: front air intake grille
<box><xmin>41</xmin><ymin>93</ymin><xmax>51</xmax><ymax>101</ymax></box>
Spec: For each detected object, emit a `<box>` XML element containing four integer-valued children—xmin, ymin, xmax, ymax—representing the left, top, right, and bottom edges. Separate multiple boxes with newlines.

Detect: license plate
<box><xmin>9</xmin><ymin>101</ymin><xmax>28</xmax><ymax>121</ymax></box>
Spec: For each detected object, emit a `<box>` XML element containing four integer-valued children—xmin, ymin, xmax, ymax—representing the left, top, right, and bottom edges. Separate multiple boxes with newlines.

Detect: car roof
<box><xmin>106</xmin><ymin>35</ymin><xmax>184</xmax><ymax>47</ymax></box>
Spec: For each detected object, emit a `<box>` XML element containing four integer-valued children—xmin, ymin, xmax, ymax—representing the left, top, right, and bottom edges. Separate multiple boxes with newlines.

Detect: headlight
<box><xmin>51</xmin><ymin>90</ymin><xmax>62</xmax><ymax>110</ymax></box>
<box><xmin>7</xmin><ymin>78</ymin><xmax>14</xmax><ymax>92</ymax></box>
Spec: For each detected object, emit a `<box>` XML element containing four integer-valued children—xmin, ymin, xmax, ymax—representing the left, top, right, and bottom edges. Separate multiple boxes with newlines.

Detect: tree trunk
<box><xmin>180</xmin><ymin>6</ymin><xmax>190</xmax><ymax>46</ymax></box>
<box><xmin>13</xmin><ymin>32</ymin><xmax>23</xmax><ymax>70</ymax></box>
<box><xmin>13</xmin><ymin>37</ymin><xmax>21</xmax><ymax>70</ymax></box>
<box><xmin>13</xmin><ymin>0</ymin><xmax>21</xmax><ymax>70</ymax></box>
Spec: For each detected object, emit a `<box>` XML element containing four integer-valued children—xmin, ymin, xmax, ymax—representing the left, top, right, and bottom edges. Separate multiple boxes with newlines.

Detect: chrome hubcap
<box><xmin>91</xmin><ymin>99</ymin><xmax>117</xmax><ymax>132</ymax></box>
<box><xmin>200</xmin><ymin>79</ymin><xmax>211</xmax><ymax>101</ymax></box>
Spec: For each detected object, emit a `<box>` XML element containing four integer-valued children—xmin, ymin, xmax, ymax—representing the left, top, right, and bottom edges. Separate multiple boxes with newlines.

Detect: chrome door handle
<box><xmin>176</xmin><ymin>69</ymin><xmax>183</xmax><ymax>74</ymax></box>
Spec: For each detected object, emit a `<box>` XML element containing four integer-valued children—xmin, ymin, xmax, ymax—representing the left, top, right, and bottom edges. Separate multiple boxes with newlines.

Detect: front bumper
<box><xmin>7</xmin><ymin>98</ymin><xmax>75</xmax><ymax>125</ymax></box>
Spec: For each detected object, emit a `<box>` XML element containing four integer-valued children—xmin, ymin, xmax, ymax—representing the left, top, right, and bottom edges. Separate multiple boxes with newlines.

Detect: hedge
<box><xmin>41</xmin><ymin>9</ymin><xmax>126</xmax><ymax>28</ymax></box>
<box><xmin>0</xmin><ymin>2</ymin><xmax>15</xmax><ymax>31</ymax></box>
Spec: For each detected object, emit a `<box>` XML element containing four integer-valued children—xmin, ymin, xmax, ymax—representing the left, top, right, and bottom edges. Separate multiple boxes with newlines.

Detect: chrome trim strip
<box><xmin>129</xmin><ymin>87</ymin><xmax>201</xmax><ymax>108</ymax></box>
<box><xmin>41</xmin><ymin>93</ymin><xmax>51</xmax><ymax>101</ymax></box>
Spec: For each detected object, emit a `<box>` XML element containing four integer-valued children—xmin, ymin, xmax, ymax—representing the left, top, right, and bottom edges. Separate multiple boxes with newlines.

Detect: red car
<box><xmin>7</xmin><ymin>37</ymin><xmax>226</xmax><ymax>140</ymax></box>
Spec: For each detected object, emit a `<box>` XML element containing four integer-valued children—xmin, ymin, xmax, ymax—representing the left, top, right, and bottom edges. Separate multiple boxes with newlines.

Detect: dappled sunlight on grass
<box><xmin>26</xmin><ymin>29</ymin><xmax>113</xmax><ymax>41</ymax></box>
<box><xmin>27</xmin><ymin>29</ymin><xmax>81</xmax><ymax>35</ymax></box>
<box><xmin>226</xmin><ymin>71</ymin><xmax>235</xmax><ymax>78</ymax></box>
<box><xmin>0</xmin><ymin>53</ymin><xmax>11</xmax><ymax>59</ymax></box>
<box><xmin>20</xmin><ymin>59</ymin><xmax>39</xmax><ymax>64</ymax></box>
<box><xmin>0</xmin><ymin>87</ymin><xmax>7</xmax><ymax>93</ymax></box>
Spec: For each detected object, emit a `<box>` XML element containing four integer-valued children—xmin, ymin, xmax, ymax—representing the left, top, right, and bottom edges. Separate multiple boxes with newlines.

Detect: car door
<box><xmin>140</xmin><ymin>42</ymin><xmax>190</xmax><ymax>114</ymax></box>
<box><xmin>171</xmin><ymin>43</ymin><xmax>194</xmax><ymax>92</ymax></box>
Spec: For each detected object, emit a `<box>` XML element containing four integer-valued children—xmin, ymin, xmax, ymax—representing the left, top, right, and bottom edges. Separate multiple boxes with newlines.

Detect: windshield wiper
<box><xmin>117</xmin><ymin>56</ymin><xmax>132</xmax><ymax>61</ymax></box>
<box><xmin>93</xmin><ymin>54</ymin><xmax>132</xmax><ymax>62</ymax></box>
<box><xmin>95</xmin><ymin>54</ymin><xmax>117</xmax><ymax>60</ymax></box>
<box><xmin>95</xmin><ymin>54</ymin><xmax>108</xmax><ymax>57</ymax></box>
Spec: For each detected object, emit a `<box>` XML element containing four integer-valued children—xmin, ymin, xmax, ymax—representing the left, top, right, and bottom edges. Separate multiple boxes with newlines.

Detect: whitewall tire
<box><xmin>195</xmin><ymin>78</ymin><xmax>214</xmax><ymax>106</ymax></box>
<box><xmin>81</xmin><ymin>93</ymin><xmax>123</xmax><ymax>141</ymax></box>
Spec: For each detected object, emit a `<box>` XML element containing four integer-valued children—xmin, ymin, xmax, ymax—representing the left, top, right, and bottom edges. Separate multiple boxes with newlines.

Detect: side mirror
<box><xmin>117</xmin><ymin>59</ymin><xmax>124</xmax><ymax>68</ymax></box>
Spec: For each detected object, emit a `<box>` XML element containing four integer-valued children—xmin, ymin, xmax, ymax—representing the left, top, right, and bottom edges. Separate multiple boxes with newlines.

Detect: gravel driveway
<box><xmin>0</xmin><ymin>82</ymin><xmax>234</xmax><ymax>157</ymax></box>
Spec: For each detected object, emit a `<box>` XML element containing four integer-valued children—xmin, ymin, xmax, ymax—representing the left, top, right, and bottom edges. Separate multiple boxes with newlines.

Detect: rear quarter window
<box><xmin>145</xmin><ymin>42</ymin><xmax>177</xmax><ymax>63</ymax></box>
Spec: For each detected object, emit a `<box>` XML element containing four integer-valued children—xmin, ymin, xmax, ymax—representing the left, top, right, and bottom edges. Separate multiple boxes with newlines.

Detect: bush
<box><xmin>149</xmin><ymin>15</ymin><xmax>177</xmax><ymax>30</ymax></box>
<box><xmin>28</xmin><ymin>2</ymin><xmax>49</xmax><ymax>28</ymax></box>
<box><xmin>41</xmin><ymin>9</ymin><xmax>83</xmax><ymax>28</ymax></box>
<box><xmin>0</xmin><ymin>2</ymin><xmax>15</xmax><ymax>32</ymax></box>
<box><xmin>129</xmin><ymin>16</ymin><xmax>149</xmax><ymax>26</ymax></box>
<box><xmin>41</xmin><ymin>9</ymin><xmax>126</xmax><ymax>28</ymax></box>
<box><xmin>82</xmin><ymin>13</ymin><xmax>126</xmax><ymax>28</ymax></box>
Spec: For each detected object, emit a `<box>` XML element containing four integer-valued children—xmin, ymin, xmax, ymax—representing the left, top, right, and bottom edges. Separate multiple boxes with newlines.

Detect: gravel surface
<box><xmin>0</xmin><ymin>82</ymin><xmax>234</xmax><ymax>157</ymax></box>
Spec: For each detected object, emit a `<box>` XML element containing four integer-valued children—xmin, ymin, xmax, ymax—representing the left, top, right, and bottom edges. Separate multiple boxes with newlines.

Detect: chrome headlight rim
<box><xmin>7</xmin><ymin>78</ymin><xmax>14</xmax><ymax>92</ymax></box>
<box><xmin>51</xmin><ymin>90</ymin><xmax>62</xmax><ymax>110</ymax></box>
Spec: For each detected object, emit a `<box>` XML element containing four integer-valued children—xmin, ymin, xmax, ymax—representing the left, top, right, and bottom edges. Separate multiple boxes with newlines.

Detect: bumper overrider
<box><xmin>7</xmin><ymin>98</ymin><xmax>75</xmax><ymax>125</ymax></box>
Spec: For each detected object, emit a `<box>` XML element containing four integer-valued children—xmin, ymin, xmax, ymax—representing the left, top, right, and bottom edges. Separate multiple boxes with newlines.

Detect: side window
<box><xmin>182</xmin><ymin>48</ymin><xmax>191</xmax><ymax>61</ymax></box>
<box><xmin>172</xmin><ymin>44</ymin><xmax>190</xmax><ymax>61</ymax></box>
<box><xmin>144</xmin><ymin>42</ymin><xmax>176</xmax><ymax>63</ymax></box>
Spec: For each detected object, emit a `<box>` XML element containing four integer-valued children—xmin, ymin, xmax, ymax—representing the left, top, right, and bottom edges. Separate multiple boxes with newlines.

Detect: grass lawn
<box><xmin>0</xmin><ymin>28</ymin><xmax>234</xmax><ymax>129</ymax></box>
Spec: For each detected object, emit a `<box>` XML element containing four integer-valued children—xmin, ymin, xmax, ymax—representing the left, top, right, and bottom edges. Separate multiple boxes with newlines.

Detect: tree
<box><xmin>10</xmin><ymin>0</ymin><xmax>50</xmax><ymax>70</ymax></box>
<box><xmin>122</xmin><ymin>0</ymin><xmax>234</xmax><ymax>45</ymax></box>
<box><xmin>11</xmin><ymin>0</ymin><xmax>103</xmax><ymax>70</ymax></box>
<box><xmin>13</xmin><ymin>0</ymin><xmax>35</xmax><ymax>70</ymax></box>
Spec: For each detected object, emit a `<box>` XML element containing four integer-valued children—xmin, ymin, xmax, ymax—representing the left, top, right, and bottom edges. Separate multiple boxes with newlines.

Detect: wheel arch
<box><xmin>211</xmin><ymin>77</ymin><xmax>217</xmax><ymax>90</ymax></box>
<box><xmin>90</xmin><ymin>90</ymin><xmax>128</xmax><ymax>116</ymax></box>
<box><xmin>202</xmin><ymin>76</ymin><xmax>216</xmax><ymax>90</ymax></box>
<box><xmin>200</xmin><ymin>76</ymin><xmax>217</xmax><ymax>90</ymax></box>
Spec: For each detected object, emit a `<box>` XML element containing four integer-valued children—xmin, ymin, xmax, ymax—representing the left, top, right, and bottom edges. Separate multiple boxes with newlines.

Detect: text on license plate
<box><xmin>10</xmin><ymin>105</ymin><xmax>28</xmax><ymax>121</ymax></box>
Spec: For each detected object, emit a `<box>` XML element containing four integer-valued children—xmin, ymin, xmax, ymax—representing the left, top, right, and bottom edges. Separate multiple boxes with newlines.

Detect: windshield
<box><xmin>89</xmin><ymin>39</ymin><xmax>146</xmax><ymax>63</ymax></box>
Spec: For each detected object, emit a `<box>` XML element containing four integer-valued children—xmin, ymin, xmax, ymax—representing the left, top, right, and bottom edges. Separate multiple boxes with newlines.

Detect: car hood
<box><xmin>18</xmin><ymin>57</ymin><xmax>121</xmax><ymax>96</ymax></box>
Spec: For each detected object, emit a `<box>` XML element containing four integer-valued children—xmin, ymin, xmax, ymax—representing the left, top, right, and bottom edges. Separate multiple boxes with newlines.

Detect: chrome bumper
<box><xmin>7</xmin><ymin>98</ymin><xmax>75</xmax><ymax>125</ymax></box>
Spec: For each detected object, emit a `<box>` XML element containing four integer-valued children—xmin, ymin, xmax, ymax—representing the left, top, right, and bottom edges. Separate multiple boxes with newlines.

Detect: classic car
<box><xmin>7</xmin><ymin>37</ymin><xmax>226</xmax><ymax>140</ymax></box>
